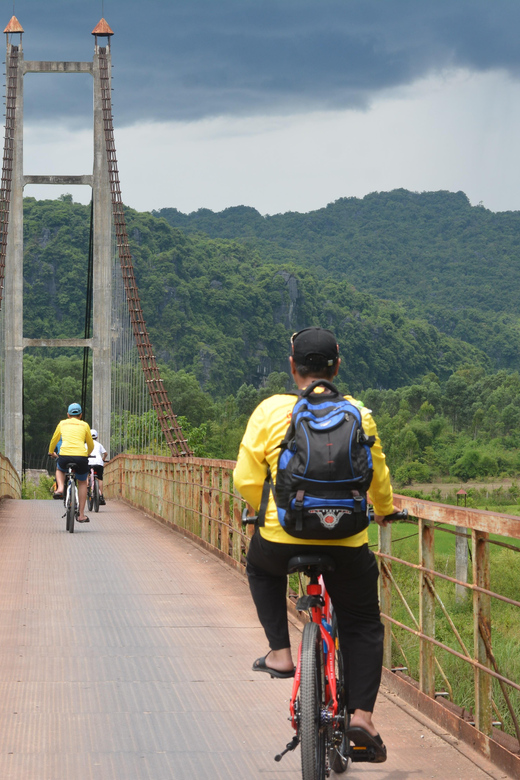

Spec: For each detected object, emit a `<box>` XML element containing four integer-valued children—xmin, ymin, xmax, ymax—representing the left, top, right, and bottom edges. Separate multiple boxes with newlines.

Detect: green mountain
<box><xmin>153</xmin><ymin>189</ymin><xmax>520</xmax><ymax>370</ymax></box>
<box><xmin>22</xmin><ymin>194</ymin><xmax>488</xmax><ymax>397</ymax></box>
<box><xmin>18</xmin><ymin>191</ymin><xmax>520</xmax><ymax>485</ymax></box>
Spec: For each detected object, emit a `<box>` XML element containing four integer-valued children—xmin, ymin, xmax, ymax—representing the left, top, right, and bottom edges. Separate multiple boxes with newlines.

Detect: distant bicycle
<box><xmin>63</xmin><ymin>462</ymin><xmax>80</xmax><ymax>533</ymax></box>
<box><xmin>87</xmin><ymin>467</ymin><xmax>101</xmax><ymax>513</ymax></box>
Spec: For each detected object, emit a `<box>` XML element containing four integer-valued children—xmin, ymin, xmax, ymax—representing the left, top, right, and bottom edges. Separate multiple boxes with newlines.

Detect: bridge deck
<box><xmin>0</xmin><ymin>498</ymin><xmax>510</xmax><ymax>779</ymax></box>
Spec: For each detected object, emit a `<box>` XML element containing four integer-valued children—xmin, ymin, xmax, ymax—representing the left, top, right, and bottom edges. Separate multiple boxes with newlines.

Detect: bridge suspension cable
<box><xmin>98</xmin><ymin>47</ymin><xmax>191</xmax><ymax>457</ymax></box>
<box><xmin>0</xmin><ymin>43</ymin><xmax>16</xmax><ymax>312</ymax></box>
<box><xmin>81</xmin><ymin>200</ymin><xmax>94</xmax><ymax>422</ymax></box>
<box><xmin>0</xmin><ymin>43</ymin><xmax>17</xmax><ymax>455</ymax></box>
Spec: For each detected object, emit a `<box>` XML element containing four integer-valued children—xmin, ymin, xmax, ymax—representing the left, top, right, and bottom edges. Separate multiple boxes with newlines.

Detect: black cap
<box><xmin>291</xmin><ymin>327</ymin><xmax>339</xmax><ymax>367</ymax></box>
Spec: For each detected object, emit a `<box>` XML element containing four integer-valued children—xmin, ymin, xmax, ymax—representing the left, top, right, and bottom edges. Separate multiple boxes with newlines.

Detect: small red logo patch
<box><xmin>308</xmin><ymin>508</ymin><xmax>351</xmax><ymax>529</ymax></box>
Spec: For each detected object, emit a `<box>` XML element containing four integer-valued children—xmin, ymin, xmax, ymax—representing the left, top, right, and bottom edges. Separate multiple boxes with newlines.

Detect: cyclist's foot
<box><xmin>252</xmin><ymin>650</ymin><xmax>295</xmax><ymax>679</ymax></box>
<box><xmin>99</xmin><ymin>495</ymin><xmax>106</xmax><ymax>505</ymax></box>
<box><xmin>345</xmin><ymin>726</ymin><xmax>387</xmax><ymax>763</ymax></box>
<box><xmin>77</xmin><ymin>516</ymin><xmax>90</xmax><ymax>523</ymax></box>
<box><xmin>349</xmin><ymin>710</ymin><xmax>378</xmax><ymax>737</ymax></box>
<box><xmin>53</xmin><ymin>491</ymin><xmax>63</xmax><ymax>500</ymax></box>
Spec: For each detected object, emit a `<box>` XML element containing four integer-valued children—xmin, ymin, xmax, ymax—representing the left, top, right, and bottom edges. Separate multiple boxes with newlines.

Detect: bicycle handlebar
<box><xmin>369</xmin><ymin>509</ymin><xmax>408</xmax><ymax>523</ymax></box>
<box><xmin>242</xmin><ymin>508</ymin><xmax>258</xmax><ymax>525</ymax></box>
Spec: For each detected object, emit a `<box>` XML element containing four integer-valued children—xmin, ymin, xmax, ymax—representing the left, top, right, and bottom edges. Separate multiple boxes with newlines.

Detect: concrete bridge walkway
<box><xmin>0</xmin><ymin>498</ymin><xmax>512</xmax><ymax>779</ymax></box>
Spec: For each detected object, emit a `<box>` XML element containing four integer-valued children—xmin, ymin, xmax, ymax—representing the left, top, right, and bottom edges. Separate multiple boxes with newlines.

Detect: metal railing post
<box><xmin>456</xmin><ymin>526</ymin><xmax>469</xmax><ymax>603</ymax></box>
<box><xmin>221</xmin><ymin>469</ymin><xmax>231</xmax><ymax>558</ymax></box>
<box><xmin>210</xmin><ymin>467</ymin><xmax>220</xmax><ymax>549</ymax></box>
<box><xmin>379</xmin><ymin>523</ymin><xmax>393</xmax><ymax>669</ymax></box>
<box><xmin>202</xmin><ymin>465</ymin><xmax>210</xmax><ymax>540</ymax></box>
<box><xmin>419</xmin><ymin>518</ymin><xmax>435</xmax><ymax>696</ymax></box>
<box><xmin>473</xmin><ymin>529</ymin><xmax>492</xmax><ymax>737</ymax></box>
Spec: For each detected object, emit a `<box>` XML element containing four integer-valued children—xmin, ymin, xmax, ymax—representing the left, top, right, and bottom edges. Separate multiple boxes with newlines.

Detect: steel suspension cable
<box><xmin>0</xmin><ymin>43</ymin><xmax>17</xmax><ymax>453</ymax></box>
<box><xmin>0</xmin><ymin>44</ymin><xmax>17</xmax><ymax>311</ymax></box>
<box><xmin>98</xmin><ymin>47</ymin><xmax>191</xmax><ymax>457</ymax></box>
<box><xmin>81</xmin><ymin>199</ymin><xmax>94</xmax><ymax>419</ymax></box>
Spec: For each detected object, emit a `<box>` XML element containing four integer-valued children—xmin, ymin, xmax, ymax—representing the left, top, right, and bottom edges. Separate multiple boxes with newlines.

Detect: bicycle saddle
<box><xmin>287</xmin><ymin>554</ymin><xmax>336</xmax><ymax>575</ymax></box>
<box><xmin>67</xmin><ymin>462</ymin><xmax>78</xmax><ymax>470</ymax></box>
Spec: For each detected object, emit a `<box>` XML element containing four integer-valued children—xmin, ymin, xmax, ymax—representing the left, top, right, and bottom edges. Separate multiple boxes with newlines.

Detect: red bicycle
<box><xmin>275</xmin><ymin>509</ymin><xmax>408</xmax><ymax>779</ymax></box>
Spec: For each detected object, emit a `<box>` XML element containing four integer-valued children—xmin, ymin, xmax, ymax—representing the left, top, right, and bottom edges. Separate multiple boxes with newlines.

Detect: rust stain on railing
<box><xmin>0</xmin><ymin>452</ymin><xmax>21</xmax><ymax>499</ymax></box>
<box><xmin>393</xmin><ymin>494</ymin><xmax>520</xmax><ymax>537</ymax></box>
<box><xmin>104</xmin><ymin>456</ymin><xmax>520</xmax><ymax>775</ymax></box>
<box><xmin>387</xmin><ymin>493</ymin><xmax>520</xmax><ymax>769</ymax></box>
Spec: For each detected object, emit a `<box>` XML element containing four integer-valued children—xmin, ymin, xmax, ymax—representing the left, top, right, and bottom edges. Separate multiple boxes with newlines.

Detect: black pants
<box><xmin>246</xmin><ymin>531</ymin><xmax>384</xmax><ymax>713</ymax></box>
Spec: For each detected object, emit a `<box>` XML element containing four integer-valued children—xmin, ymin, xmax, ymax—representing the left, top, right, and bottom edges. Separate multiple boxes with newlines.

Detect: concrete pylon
<box><xmin>2</xmin><ymin>18</ymin><xmax>113</xmax><ymax>475</ymax></box>
<box><xmin>3</xmin><ymin>22</ymin><xmax>24</xmax><ymax>476</ymax></box>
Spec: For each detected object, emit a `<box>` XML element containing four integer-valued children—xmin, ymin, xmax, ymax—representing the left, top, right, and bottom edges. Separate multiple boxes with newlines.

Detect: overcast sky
<box><xmin>9</xmin><ymin>0</ymin><xmax>520</xmax><ymax>214</ymax></box>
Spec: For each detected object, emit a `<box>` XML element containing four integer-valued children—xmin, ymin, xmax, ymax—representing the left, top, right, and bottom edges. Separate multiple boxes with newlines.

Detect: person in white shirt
<box><xmin>88</xmin><ymin>429</ymin><xmax>108</xmax><ymax>505</ymax></box>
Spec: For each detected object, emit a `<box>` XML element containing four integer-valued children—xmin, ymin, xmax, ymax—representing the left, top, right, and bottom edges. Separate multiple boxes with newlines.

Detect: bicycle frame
<box><xmin>63</xmin><ymin>467</ymin><xmax>79</xmax><ymax>533</ymax></box>
<box><xmin>273</xmin><ymin>513</ymin><xmax>408</xmax><ymax>771</ymax></box>
<box><xmin>65</xmin><ymin>470</ymin><xmax>78</xmax><ymax>505</ymax></box>
<box><xmin>289</xmin><ymin>578</ymin><xmax>340</xmax><ymax>730</ymax></box>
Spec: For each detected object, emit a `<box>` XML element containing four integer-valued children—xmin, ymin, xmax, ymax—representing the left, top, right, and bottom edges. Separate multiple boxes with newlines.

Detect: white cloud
<box><xmin>22</xmin><ymin>68</ymin><xmax>520</xmax><ymax>214</ymax></box>
<box><xmin>23</xmin><ymin>124</ymin><xmax>93</xmax><ymax>204</ymax></box>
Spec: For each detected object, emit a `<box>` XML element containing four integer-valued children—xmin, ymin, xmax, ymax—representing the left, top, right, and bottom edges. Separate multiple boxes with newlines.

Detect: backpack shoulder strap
<box><xmin>256</xmin><ymin>466</ymin><xmax>273</xmax><ymax>528</ymax></box>
<box><xmin>256</xmin><ymin>394</ymin><xmax>299</xmax><ymax>526</ymax></box>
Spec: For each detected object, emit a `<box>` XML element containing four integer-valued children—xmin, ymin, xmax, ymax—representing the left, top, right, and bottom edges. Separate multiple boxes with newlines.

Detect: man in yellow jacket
<box><xmin>234</xmin><ymin>327</ymin><xmax>396</xmax><ymax>762</ymax></box>
<box><xmin>49</xmin><ymin>403</ymin><xmax>94</xmax><ymax>523</ymax></box>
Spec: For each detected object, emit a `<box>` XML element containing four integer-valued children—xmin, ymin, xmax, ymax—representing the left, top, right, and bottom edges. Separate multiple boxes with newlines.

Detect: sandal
<box><xmin>345</xmin><ymin>726</ymin><xmax>387</xmax><ymax>763</ymax></box>
<box><xmin>77</xmin><ymin>516</ymin><xmax>90</xmax><ymax>523</ymax></box>
<box><xmin>252</xmin><ymin>652</ymin><xmax>295</xmax><ymax>679</ymax></box>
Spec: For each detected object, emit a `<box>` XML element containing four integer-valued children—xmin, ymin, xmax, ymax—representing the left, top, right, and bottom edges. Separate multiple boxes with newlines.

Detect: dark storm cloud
<box><xmin>9</xmin><ymin>0</ymin><xmax>520</xmax><ymax>126</ymax></box>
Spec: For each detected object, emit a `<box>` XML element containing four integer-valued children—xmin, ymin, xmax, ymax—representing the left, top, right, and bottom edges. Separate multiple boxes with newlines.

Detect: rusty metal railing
<box><xmin>104</xmin><ymin>454</ymin><xmax>252</xmax><ymax>573</ymax></box>
<box><xmin>0</xmin><ymin>451</ymin><xmax>21</xmax><ymax>498</ymax></box>
<box><xmin>385</xmin><ymin>496</ymin><xmax>520</xmax><ymax>737</ymax></box>
<box><xmin>103</xmin><ymin>456</ymin><xmax>520</xmax><ymax>774</ymax></box>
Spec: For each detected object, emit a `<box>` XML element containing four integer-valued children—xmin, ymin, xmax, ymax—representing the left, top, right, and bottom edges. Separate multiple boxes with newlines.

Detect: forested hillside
<box><xmin>22</xmin><ymin>195</ymin><xmax>486</xmax><ymax>395</ymax></box>
<box><xmin>154</xmin><ymin>189</ymin><xmax>520</xmax><ymax>370</ymax></box>
<box><xmin>20</xmin><ymin>193</ymin><xmax>520</xmax><ymax>484</ymax></box>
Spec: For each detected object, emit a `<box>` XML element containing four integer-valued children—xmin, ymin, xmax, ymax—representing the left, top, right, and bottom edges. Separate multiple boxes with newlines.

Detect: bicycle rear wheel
<box><xmin>67</xmin><ymin>480</ymin><xmax>76</xmax><ymax>534</ymax></box>
<box><xmin>65</xmin><ymin>482</ymin><xmax>71</xmax><ymax>532</ymax></box>
<box><xmin>93</xmin><ymin>478</ymin><xmax>100</xmax><ymax>513</ymax></box>
<box><xmin>329</xmin><ymin>611</ymin><xmax>349</xmax><ymax>774</ymax></box>
<box><xmin>87</xmin><ymin>476</ymin><xmax>94</xmax><ymax>511</ymax></box>
<box><xmin>300</xmin><ymin>621</ymin><xmax>326</xmax><ymax>780</ymax></box>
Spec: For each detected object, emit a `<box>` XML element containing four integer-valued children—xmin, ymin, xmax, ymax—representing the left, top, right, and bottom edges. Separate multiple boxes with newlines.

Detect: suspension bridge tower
<box><xmin>1</xmin><ymin>16</ymin><xmax>113</xmax><ymax>475</ymax></box>
<box><xmin>0</xmin><ymin>17</ymin><xmax>190</xmax><ymax>476</ymax></box>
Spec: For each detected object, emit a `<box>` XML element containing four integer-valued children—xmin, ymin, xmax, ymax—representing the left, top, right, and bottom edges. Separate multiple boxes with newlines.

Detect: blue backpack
<box><xmin>258</xmin><ymin>380</ymin><xmax>375</xmax><ymax>540</ymax></box>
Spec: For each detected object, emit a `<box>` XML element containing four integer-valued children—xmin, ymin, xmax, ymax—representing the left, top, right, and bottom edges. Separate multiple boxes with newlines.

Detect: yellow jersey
<box><xmin>233</xmin><ymin>393</ymin><xmax>394</xmax><ymax>546</ymax></box>
<box><xmin>49</xmin><ymin>418</ymin><xmax>94</xmax><ymax>458</ymax></box>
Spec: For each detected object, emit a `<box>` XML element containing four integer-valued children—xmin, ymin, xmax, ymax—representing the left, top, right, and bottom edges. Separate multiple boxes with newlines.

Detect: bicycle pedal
<box><xmin>349</xmin><ymin>746</ymin><xmax>376</xmax><ymax>762</ymax></box>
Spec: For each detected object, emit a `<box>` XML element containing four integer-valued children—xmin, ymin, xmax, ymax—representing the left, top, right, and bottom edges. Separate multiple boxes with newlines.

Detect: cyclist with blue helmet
<box><xmin>48</xmin><ymin>403</ymin><xmax>94</xmax><ymax>522</ymax></box>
